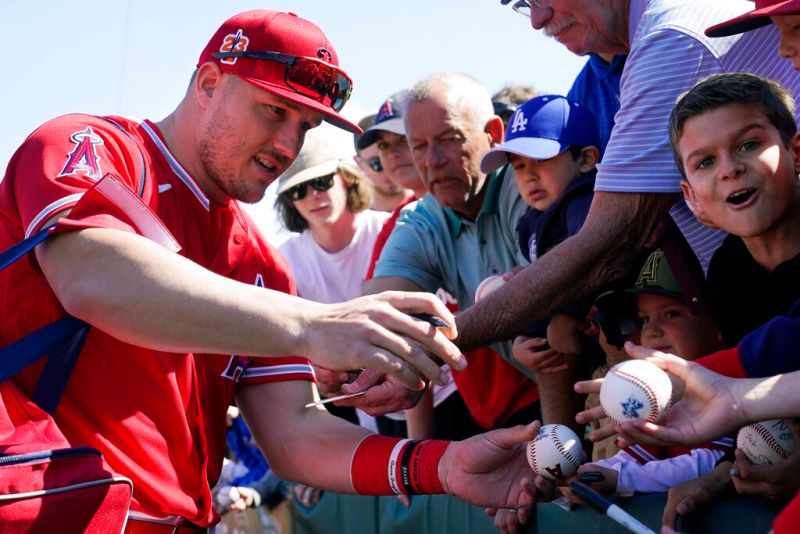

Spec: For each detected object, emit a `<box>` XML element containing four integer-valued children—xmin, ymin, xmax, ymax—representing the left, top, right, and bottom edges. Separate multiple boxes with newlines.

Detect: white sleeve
<box><xmin>614</xmin><ymin>448</ymin><xmax>725</xmax><ymax>496</ymax></box>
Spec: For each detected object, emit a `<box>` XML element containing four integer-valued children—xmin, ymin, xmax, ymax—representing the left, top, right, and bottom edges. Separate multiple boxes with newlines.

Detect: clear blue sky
<box><xmin>0</xmin><ymin>0</ymin><xmax>587</xmax><ymax>171</ymax></box>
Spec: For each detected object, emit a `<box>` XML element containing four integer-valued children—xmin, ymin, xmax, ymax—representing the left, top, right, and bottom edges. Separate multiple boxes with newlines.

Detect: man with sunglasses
<box><xmin>354</xmin><ymin>114</ymin><xmax>410</xmax><ymax>212</ymax></box>
<box><xmin>0</xmin><ymin>9</ymin><xmax>542</xmax><ymax>530</ymax></box>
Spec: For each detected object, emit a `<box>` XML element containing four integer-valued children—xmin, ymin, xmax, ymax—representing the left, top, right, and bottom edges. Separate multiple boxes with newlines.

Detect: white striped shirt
<box><xmin>596</xmin><ymin>0</ymin><xmax>800</xmax><ymax>270</ymax></box>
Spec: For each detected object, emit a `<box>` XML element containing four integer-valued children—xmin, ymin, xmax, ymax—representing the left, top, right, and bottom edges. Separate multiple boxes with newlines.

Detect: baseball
<box><xmin>474</xmin><ymin>274</ymin><xmax>505</xmax><ymax>302</ymax></box>
<box><xmin>526</xmin><ymin>424</ymin><xmax>585</xmax><ymax>480</ymax></box>
<box><xmin>599</xmin><ymin>359</ymin><xmax>672</xmax><ymax>425</ymax></box>
<box><xmin>737</xmin><ymin>419</ymin><xmax>796</xmax><ymax>465</ymax></box>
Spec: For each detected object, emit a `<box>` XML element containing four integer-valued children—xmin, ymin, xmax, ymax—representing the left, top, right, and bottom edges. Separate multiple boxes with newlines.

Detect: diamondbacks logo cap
<box><xmin>355</xmin><ymin>90</ymin><xmax>409</xmax><ymax>150</ymax></box>
<box><xmin>629</xmin><ymin>249</ymin><xmax>683</xmax><ymax>301</ymax></box>
<box><xmin>706</xmin><ymin>0</ymin><xmax>800</xmax><ymax>37</ymax></box>
<box><xmin>197</xmin><ymin>10</ymin><xmax>360</xmax><ymax>134</ymax></box>
<box><xmin>480</xmin><ymin>94</ymin><xmax>600</xmax><ymax>174</ymax></box>
<box><xmin>592</xmin><ymin>248</ymin><xmax>683</xmax><ymax>349</ymax></box>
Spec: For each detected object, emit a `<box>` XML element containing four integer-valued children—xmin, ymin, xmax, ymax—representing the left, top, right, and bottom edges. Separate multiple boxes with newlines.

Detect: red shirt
<box><xmin>774</xmin><ymin>491</ymin><xmax>800</xmax><ymax>534</ymax></box>
<box><xmin>366</xmin><ymin>198</ymin><xmax>538</xmax><ymax>428</ymax></box>
<box><xmin>0</xmin><ymin>114</ymin><xmax>314</xmax><ymax>526</ymax></box>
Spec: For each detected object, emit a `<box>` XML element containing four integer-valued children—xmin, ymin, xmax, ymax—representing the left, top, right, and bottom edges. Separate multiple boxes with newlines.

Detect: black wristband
<box><xmin>400</xmin><ymin>440</ymin><xmax>421</xmax><ymax>495</ymax></box>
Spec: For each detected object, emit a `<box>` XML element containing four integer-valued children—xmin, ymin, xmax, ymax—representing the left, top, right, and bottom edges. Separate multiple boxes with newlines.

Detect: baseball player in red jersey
<box><xmin>0</xmin><ymin>10</ymin><xmax>543</xmax><ymax>531</ymax></box>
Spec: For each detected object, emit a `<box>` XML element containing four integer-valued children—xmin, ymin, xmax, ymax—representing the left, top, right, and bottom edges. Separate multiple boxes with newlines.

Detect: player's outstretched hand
<box><xmin>577</xmin><ymin>342</ymin><xmax>744</xmax><ymax>448</ymax></box>
<box><xmin>440</xmin><ymin>421</ymin><xmax>546</xmax><ymax>526</ymax></box>
<box><xmin>306</xmin><ymin>291</ymin><xmax>464</xmax><ymax>390</ymax></box>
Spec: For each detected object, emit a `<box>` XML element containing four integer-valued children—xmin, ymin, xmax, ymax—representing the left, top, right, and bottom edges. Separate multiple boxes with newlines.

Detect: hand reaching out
<box><xmin>732</xmin><ymin>419</ymin><xmax>800</xmax><ymax>501</ymax></box>
<box><xmin>662</xmin><ymin>461</ymin><xmax>732</xmax><ymax>531</ymax></box>
<box><xmin>575</xmin><ymin>343</ymin><xmax>746</xmax><ymax>447</ymax></box>
<box><xmin>512</xmin><ymin>335</ymin><xmax>569</xmax><ymax>374</ymax></box>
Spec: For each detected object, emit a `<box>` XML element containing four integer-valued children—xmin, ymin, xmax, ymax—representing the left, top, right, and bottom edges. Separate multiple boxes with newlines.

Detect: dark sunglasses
<box><xmin>283</xmin><ymin>174</ymin><xmax>335</xmax><ymax>201</ymax></box>
<box><xmin>365</xmin><ymin>157</ymin><xmax>382</xmax><ymax>172</ymax></box>
<box><xmin>212</xmin><ymin>50</ymin><xmax>353</xmax><ymax>112</ymax></box>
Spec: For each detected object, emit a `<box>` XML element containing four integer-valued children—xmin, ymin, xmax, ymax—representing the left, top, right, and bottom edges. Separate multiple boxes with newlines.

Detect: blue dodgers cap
<box><xmin>356</xmin><ymin>90</ymin><xmax>409</xmax><ymax>150</ymax></box>
<box><xmin>480</xmin><ymin>94</ymin><xmax>600</xmax><ymax>173</ymax></box>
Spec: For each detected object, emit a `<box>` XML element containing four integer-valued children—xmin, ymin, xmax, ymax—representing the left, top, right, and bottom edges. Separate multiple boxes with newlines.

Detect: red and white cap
<box><xmin>197</xmin><ymin>10</ymin><xmax>360</xmax><ymax>133</ymax></box>
<box><xmin>706</xmin><ymin>0</ymin><xmax>800</xmax><ymax>37</ymax></box>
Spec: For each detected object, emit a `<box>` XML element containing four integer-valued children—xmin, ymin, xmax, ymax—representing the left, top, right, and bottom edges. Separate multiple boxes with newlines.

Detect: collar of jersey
<box><xmin>139</xmin><ymin>120</ymin><xmax>211</xmax><ymax>211</ymax></box>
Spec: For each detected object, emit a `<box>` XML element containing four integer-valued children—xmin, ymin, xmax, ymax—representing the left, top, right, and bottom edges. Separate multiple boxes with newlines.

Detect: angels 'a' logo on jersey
<box><xmin>58</xmin><ymin>127</ymin><xmax>104</xmax><ymax>181</ymax></box>
<box><xmin>219</xmin><ymin>29</ymin><xmax>249</xmax><ymax>65</ymax></box>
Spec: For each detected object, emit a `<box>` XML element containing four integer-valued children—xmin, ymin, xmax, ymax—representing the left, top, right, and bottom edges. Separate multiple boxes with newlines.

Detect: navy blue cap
<box><xmin>480</xmin><ymin>94</ymin><xmax>600</xmax><ymax>173</ymax></box>
<box><xmin>356</xmin><ymin>90</ymin><xmax>409</xmax><ymax>150</ymax></box>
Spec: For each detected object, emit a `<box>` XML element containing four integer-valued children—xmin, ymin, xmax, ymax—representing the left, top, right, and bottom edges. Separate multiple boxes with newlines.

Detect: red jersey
<box><xmin>366</xmin><ymin>198</ymin><xmax>538</xmax><ymax>428</ymax></box>
<box><xmin>0</xmin><ymin>114</ymin><xmax>315</xmax><ymax>526</ymax></box>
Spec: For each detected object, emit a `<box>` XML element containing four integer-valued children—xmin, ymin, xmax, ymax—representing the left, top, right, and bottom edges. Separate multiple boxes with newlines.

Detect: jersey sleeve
<box><xmin>237</xmin><ymin>237</ymin><xmax>314</xmax><ymax>384</ymax></box>
<box><xmin>6</xmin><ymin>114</ymin><xmax>150</xmax><ymax>238</ymax></box>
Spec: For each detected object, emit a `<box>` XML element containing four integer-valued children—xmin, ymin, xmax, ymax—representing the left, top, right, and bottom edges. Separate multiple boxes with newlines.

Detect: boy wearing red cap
<box><xmin>0</xmin><ymin>10</ymin><xmax>540</xmax><ymax>530</ymax></box>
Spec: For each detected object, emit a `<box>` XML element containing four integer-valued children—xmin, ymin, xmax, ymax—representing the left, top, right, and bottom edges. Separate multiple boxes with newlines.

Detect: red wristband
<box><xmin>408</xmin><ymin>439</ymin><xmax>449</xmax><ymax>495</ymax></box>
<box><xmin>350</xmin><ymin>434</ymin><xmax>450</xmax><ymax>496</ymax></box>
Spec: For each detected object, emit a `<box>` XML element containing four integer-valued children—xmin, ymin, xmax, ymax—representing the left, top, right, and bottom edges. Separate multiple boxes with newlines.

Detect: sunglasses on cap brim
<box><xmin>212</xmin><ymin>50</ymin><xmax>353</xmax><ymax>112</ymax></box>
<box><xmin>283</xmin><ymin>174</ymin><xmax>335</xmax><ymax>201</ymax></box>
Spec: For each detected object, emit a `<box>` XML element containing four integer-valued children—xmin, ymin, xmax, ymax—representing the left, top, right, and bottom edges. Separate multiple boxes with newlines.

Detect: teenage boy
<box><xmin>480</xmin><ymin>94</ymin><xmax>602</xmax><ymax>434</ymax></box>
<box><xmin>578</xmin><ymin>71</ymin><xmax>800</xmax><ymax>532</ymax></box>
<box><xmin>669</xmin><ymin>73</ymin><xmax>800</xmax><ymax>347</ymax></box>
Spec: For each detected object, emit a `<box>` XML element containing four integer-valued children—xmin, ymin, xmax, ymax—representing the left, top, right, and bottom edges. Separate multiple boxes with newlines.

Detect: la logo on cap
<box><xmin>219</xmin><ymin>29</ymin><xmax>249</xmax><ymax>65</ymax></box>
<box><xmin>509</xmin><ymin>109</ymin><xmax>528</xmax><ymax>134</ymax></box>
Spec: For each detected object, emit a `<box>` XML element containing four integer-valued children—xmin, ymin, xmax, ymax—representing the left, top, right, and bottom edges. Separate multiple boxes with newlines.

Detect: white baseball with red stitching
<box><xmin>526</xmin><ymin>424</ymin><xmax>585</xmax><ymax>480</ymax></box>
<box><xmin>737</xmin><ymin>419</ymin><xmax>796</xmax><ymax>465</ymax></box>
<box><xmin>474</xmin><ymin>275</ymin><xmax>505</xmax><ymax>302</ymax></box>
<box><xmin>599</xmin><ymin>359</ymin><xmax>672</xmax><ymax>425</ymax></box>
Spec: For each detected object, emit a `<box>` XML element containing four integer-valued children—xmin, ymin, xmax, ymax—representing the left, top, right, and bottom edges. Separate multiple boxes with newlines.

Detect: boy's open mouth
<box><xmin>727</xmin><ymin>188</ymin><xmax>756</xmax><ymax>205</ymax></box>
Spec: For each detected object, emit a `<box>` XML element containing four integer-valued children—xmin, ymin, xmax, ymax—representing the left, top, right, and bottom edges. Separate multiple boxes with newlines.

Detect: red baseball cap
<box><xmin>706</xmin><ymin>0</ymin><xmax>800</xmax><ymax>37</ymax></box>
<box><xmin>197</xmin><ymin>10</ymin><xmax>360</xmax><ymax>134</ymax></box>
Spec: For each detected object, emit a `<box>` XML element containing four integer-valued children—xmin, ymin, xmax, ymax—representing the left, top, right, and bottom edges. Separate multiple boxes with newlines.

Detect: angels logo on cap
<box><xmin>356</xmin><ymin>90</ymin><xmax>409</xmax><ymax>150</ymax></box>
<box><xmin>376</xmin><ymin>98</ymin><xmax>400</xmax><ymax>123</ymax></box>
<box><xmin>198</xmin><ymin>10</ymin><xmax>360</xmax><ymax>134</ymax></box>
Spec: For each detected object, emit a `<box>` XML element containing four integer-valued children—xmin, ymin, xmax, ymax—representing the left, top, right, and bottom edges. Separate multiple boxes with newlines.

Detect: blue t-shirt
<box><xmin>567</xmin><ymin>55</ymin><xmax>625</xmax><ymax>155</ymax></box>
